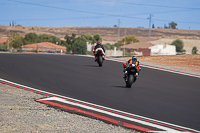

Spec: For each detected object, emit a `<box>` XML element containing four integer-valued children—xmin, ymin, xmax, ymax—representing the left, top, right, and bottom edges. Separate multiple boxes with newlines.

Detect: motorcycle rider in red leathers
<box><xmin>93</xmin><ymin>41</ymin><xmax>105</xmax><ymax>61</ymax></box>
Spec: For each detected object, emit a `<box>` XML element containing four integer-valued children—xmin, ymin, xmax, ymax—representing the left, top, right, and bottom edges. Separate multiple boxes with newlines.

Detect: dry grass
<box><xmin>138</xmin><ymin>55</ymin><xmax>200</xmax><ymax>73</ymax></box>
<box><xmin>1</xmin><ymin>26</ymin><xmax>200</xmax><ymax>40</ymax></box>
<box><xmin>122</xmin><ymin>55</ymin><xmax>200</xmax><ymax>74</ymax></box>
<box><xmin>150</xmin><ymin>39</ymin><xmax>200</xmax><ymax>54</ymax></box>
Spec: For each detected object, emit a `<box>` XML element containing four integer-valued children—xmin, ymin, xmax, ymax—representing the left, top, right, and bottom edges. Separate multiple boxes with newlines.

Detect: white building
<box><xmin>87</xmin><ymin>42</ymin><xmax>94</xmax><ymax>51</ymax></box>
<box><xmin>105</xmin><ymin>47</ymin><xmax>123</xmax><ymax>57</ymax></box>
<box><xmin>149</xmin><ymin>44</ymin><xmax>176</xmax><ymax>56</ymax></box>
<box><xmin>87</xmin><ymin>42</ymin><xmax>123</xmax><ymax>57</ymax></box>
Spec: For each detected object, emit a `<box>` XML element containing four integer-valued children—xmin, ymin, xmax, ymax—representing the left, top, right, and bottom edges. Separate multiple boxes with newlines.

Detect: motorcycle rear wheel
<box><xmin>98</xmin><ymin>56</ymin><xmax>103</xmax><ymax>67</ymax></box>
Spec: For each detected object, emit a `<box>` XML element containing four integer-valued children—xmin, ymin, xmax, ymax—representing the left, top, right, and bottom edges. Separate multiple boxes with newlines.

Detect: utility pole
<box><xmin>118</xmin><ymin>19</ymin><xmax>120</xmax><ymax>41</ymax></box>
<box><xmin>124</xmin><ymin>29</ymin><xmax>126</xmax><ymax>56</ymax></box>
<box><xmin>6</xmin><ymin>29</ymin><xmax>10</xmax><ymax>51</ymax></box>
<box><xmin>148</xmin><ymin>14</ymin><xmax>152</xmax><ymax>42</ymax></box>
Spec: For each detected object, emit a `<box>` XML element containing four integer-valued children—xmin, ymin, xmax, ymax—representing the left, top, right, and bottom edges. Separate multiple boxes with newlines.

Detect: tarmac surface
<box><xmin>0</xmin><ymin>53</ymin><xmax>200</xmax><ymax>131</ymax></box>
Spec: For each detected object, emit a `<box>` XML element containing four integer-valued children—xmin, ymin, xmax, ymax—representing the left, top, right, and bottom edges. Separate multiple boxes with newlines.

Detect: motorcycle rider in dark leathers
<box><xmin>123</xmin><ymin>56</ymin><xmax>141</xmax><ymax>78</ymax></box>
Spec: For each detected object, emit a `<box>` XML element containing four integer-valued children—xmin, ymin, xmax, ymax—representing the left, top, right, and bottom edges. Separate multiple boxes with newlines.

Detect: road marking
<box><xmin>37</xmin><ymin>99</ymin><xmax>152</xmax><ymax>132</ymax></box>
<box><xmin>0</xmin><ymin>55</ymin><xmax>200</xmax><ymax>132</ymax></box>
<box><xmin>0</xmin><ymin>77</ymin><xmax>199</xmax><ymax>132</ymax></box>
<box><xmin>37</xmin><ymin>97</ymin><xmax>198</xmax><ymax>132</ymax></box>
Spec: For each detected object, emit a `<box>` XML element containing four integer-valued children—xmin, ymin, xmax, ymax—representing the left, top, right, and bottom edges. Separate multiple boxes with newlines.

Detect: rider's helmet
<box><xmin>132</xmin><ymin>56</ymin><xmax>137</xmax><ymax>60</ymax></box>
<box><xmin>97</xmin><ymin>41</ymin><xmax>101</xmax><ymax>45</ymax></box>
<box><xmin>132</xmin><ymin>56</ymin><xmax>137</xmax><ymax>62</ymax></box>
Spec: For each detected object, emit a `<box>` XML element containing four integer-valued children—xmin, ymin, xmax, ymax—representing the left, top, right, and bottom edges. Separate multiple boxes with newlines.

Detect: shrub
<box><xmin>171</xmin><ymin>39</ymin><xmax>184</xmax><ymax>52</ymax></box>
<box><xmin>192</xmin><ymin>46</ymin><xmax>198</xmax><ymax>54</ymax></box>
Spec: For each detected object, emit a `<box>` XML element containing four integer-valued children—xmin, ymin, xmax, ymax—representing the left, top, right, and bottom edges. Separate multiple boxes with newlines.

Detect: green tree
<box><xmin>81</xmin><ymin>33</ymin><xmax>94</xmax><ymax>43</ymax></box>
<box><xmin>60</xmin><ymin>40</ymin><xmax>71</xmax><ymax>51</ymax></box>
<box><xmin>60</xmin><ymin>40</ymin><xmax>67</xmax><ymax>46</ymax></box>
<box><xmin>121</xmin><ymin>36</ymin><xmax>139</xmax><ymax>45</ymax></box>
<box><xmin>0</xmin><ymin>43</ymin><xmax>7</xmax><ymax>50</ymax></box>
<box><xmin>8</xmin><ymin>33</ymin><xmax>24</xmax><ymax>48</ymax></box>
<box><xmin>23</xmin><ymin>33</ymin><xmax>39</xmax><ymax>45</ymax></box>
<box><xmin>38</xmin><ymin>34</ymin><xmax>53</xmax><ymax>42</ymax></box>
<box><xmin>169</xmin><ymin>22</ymin><xmax>177</xmax><ymax>29</ymax></box>
<box><xmin>113</xmin><ymin>25</ymin><xmax>117</xmax><ymax>27</ymax></box>
<box><xmin>72</xmin><ymin>37</ymin><xmax>86</xmax><ymax>54</ymax></box>
<box><xmin>152</xmin><ymin>24</ymin><xmax>155</xmax><ymax>28</ymax></box>
<box><xmin>103</xmin><ymin>43</ymin><xmax>114</xmax><ymax>50</ymax></box>
<box><xmin>64</xmin><ymin>34</ymin><xmax>77</xmax><ymax>52</ymax></box>
<box><xmin>64</xmin><ymin>34</ymin><xmax>76</xmax><ymax>44</ymax></box>
<box><xmin>171</xmin><ymin>39</ymin><xmax>184</xmax><ymax>52</ymax></box>
<box><xmin>51</xmin><ymin>36</ymin><xmax>61</xmax><ymax>44</ymax></box>
<box><xmin>114</xmin><ymin>41</ymin><xmax>124</xmax><ymax>49</ymax></box>
<box><xmin>113</xmin><ymin>36</ymin><xmax>138</xmax><ymax>49</ymax></box>
<box><xmin>93</xmin><ymin>33</ymin><xmax>102</xmax><ymax>43</ymax></box>
<box><xmin>192</xmin><ymin>46</ymin><xmax>198</xmax><ymax>54</ymax></box>
<box><xmin>80</xmin><ymin>33</ymin><xmax>102</xmax><ymax>44</ymax></box>
<box><xmin>37</xmin><ymin>34</ymin><xmax>63</xmax><ymax>46</ymax></box>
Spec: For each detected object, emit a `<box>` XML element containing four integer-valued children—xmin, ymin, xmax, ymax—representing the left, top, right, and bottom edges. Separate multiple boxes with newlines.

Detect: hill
<box><xmin>1</xmin><ymin>26</ymin><xmax>200</xmax><ymax>42</ymax></box>
<box><xmin>1</xmin><ymin>26</ymin><xmax>200</xmax><ymax>54</ymax></box>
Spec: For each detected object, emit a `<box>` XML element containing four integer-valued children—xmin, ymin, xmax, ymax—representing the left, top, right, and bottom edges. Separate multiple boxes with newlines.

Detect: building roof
<box><xmin>0</xmin><ymin>38</ymin><xmax>8</xmax><ymax>44</ymax></box>
<box><xmin>22</xmin><ymin>42</ymin><xmax>67</xmax><ymax>50</ymax></box>
<box><xmin>120</xmin><ymin>41</ymin><xmax>154</xmax><ymax>50</ymax></box>
<box><xmin>149</xmin><ymin>44</ymin><xmax>175</xmax><ymax>49</ymax></box>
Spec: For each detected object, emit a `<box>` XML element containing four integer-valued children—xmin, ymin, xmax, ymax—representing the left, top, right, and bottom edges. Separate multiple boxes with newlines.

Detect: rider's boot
<box><xmin>95</xmin><ymin>56</ymin><xmax>97</xmax><ymax>62</ymax></box>
<box><xmin>102</xmin><ymin>55</ymin><xmax>105</xmax><ymax>60</ymax></box>
<box><xmin>123</xmin><ymin>71</ymin><xmax>127</xmax><ymax>79</ymax></box>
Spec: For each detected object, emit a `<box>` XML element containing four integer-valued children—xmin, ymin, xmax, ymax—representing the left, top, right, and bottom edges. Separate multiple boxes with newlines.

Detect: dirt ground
<box><xmin>150</xmin><ymin>39</ymin><xmax>200</xmax><ymax>54</ymax></box>
<box><xmin>122</xmin><ymin>55</ymin><xmax>200</xmax><ymax>74</ymax></box>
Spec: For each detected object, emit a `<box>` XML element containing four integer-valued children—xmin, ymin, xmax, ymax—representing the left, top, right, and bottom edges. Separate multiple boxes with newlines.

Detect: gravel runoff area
<box><xmin>0</xmin><ymin>83</ymin><xmax>139</xmax><ymax>133</ymax></box>
<box><xmin>1</xmin><ymin>55</ymin><xmax>199</xmax><ymax>133</ymax></box>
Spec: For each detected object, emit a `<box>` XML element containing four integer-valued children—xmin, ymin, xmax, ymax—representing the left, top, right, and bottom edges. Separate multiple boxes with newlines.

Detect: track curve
<box><xmin>0</xmin><ymin>53</ymin><xmax>199</xmax><ymax>131</ymax></box>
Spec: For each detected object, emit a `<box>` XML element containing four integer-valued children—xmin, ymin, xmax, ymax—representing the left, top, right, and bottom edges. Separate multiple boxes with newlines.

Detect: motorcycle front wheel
<box><xmin>126</xmin><ymin>74</ymin><xmax>134</xmax><ymax>88</ymax></box>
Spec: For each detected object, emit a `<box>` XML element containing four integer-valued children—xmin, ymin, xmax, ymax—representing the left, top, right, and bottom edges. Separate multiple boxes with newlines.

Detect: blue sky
<box><xmin>1</xmin><ymin>0</ymin><xmax>200</xmax><ymax>30</ymax></box>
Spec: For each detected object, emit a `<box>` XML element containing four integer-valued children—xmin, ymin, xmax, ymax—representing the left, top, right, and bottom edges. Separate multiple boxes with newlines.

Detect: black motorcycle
<box><xmin>124</xmin><ymin>64</ymin><xmax>138</xmax><ymax>88</ymax></box>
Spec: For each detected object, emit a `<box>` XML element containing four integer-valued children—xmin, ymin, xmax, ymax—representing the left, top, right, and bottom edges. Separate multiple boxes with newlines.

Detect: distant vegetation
<box><xmin>170</xmin><ymin>39</ymin><xmax>185</xmax><ymax>53</ymax></box>
<box><xmin>103</xmin><ymin>36</ymin><xmax>139</xmax><ymax>50</ymax></box>
<box><xmin>4</xmin><ymin>31</ymin><xmax>140</xmax><ymax>53</ymax></box>
<box><xmin>0</xmin><ymin>43</ymin><xmax>7</xmax><ymax>51</ymax></box>
<box><xmin>103</xmin><ymin>43</ymin><xmax>115</xmax><ymax>50</ymax></box>
<box><xmin>81</xmin><ymin>33</ymin><xmax>102</xmax><ymax>44</ymax></box>
<box><xmin>168</xmin><ymin>22</ymin><xmax>178</xmax><ymax>29</ymax></box>
<box><xmin>153</xmin><ymin>21</ymin><xmax>178</xmax><ymax>29</ymax></box>
<box><xmin>106</xmin><ymin>36</ymin><xmax>139</xmax><ymax>50</ymax></box>
<box><xmin>192</xmin><ymin>46</ymin><xmax>198</xmax><ymax>54</ymax></box>
<box><xmin>3</xmin><ymin>32</ymin><xmax>103</xmax><ymax>54</ymax></box>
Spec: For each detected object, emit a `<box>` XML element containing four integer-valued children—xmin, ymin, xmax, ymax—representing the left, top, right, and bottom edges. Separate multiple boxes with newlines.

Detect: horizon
<box><xmin>1</xmin><ymin>25</ymin><xmax>200</xmax><ymax>31</ymax></box>
<box><xmin>1</xmin><ymin>0</ymin><xmax>200</xmax><ymax>30</ymax></box>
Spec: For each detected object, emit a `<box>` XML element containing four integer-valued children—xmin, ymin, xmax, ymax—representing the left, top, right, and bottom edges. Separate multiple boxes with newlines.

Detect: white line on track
<box><xmin>0</xmin><ymin>55</ymin><xmax>200</xmax><ymax>132</ymax></box>
<box><xmin>38</xmin><ymin>97</ymin><xmax>198</xmax><ymax>132</ymax></box>
<box><xmin>1</xmin><ymin>77</ymin><xmax>199</xmax><ymax>132</ymax></box>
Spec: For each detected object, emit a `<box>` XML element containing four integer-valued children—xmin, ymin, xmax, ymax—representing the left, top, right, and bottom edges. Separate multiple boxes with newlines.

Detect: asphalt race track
<box><xmin>0</xmin><ymin>53</ymin><xmax>200</xmax><ymax>131</ymax></box>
